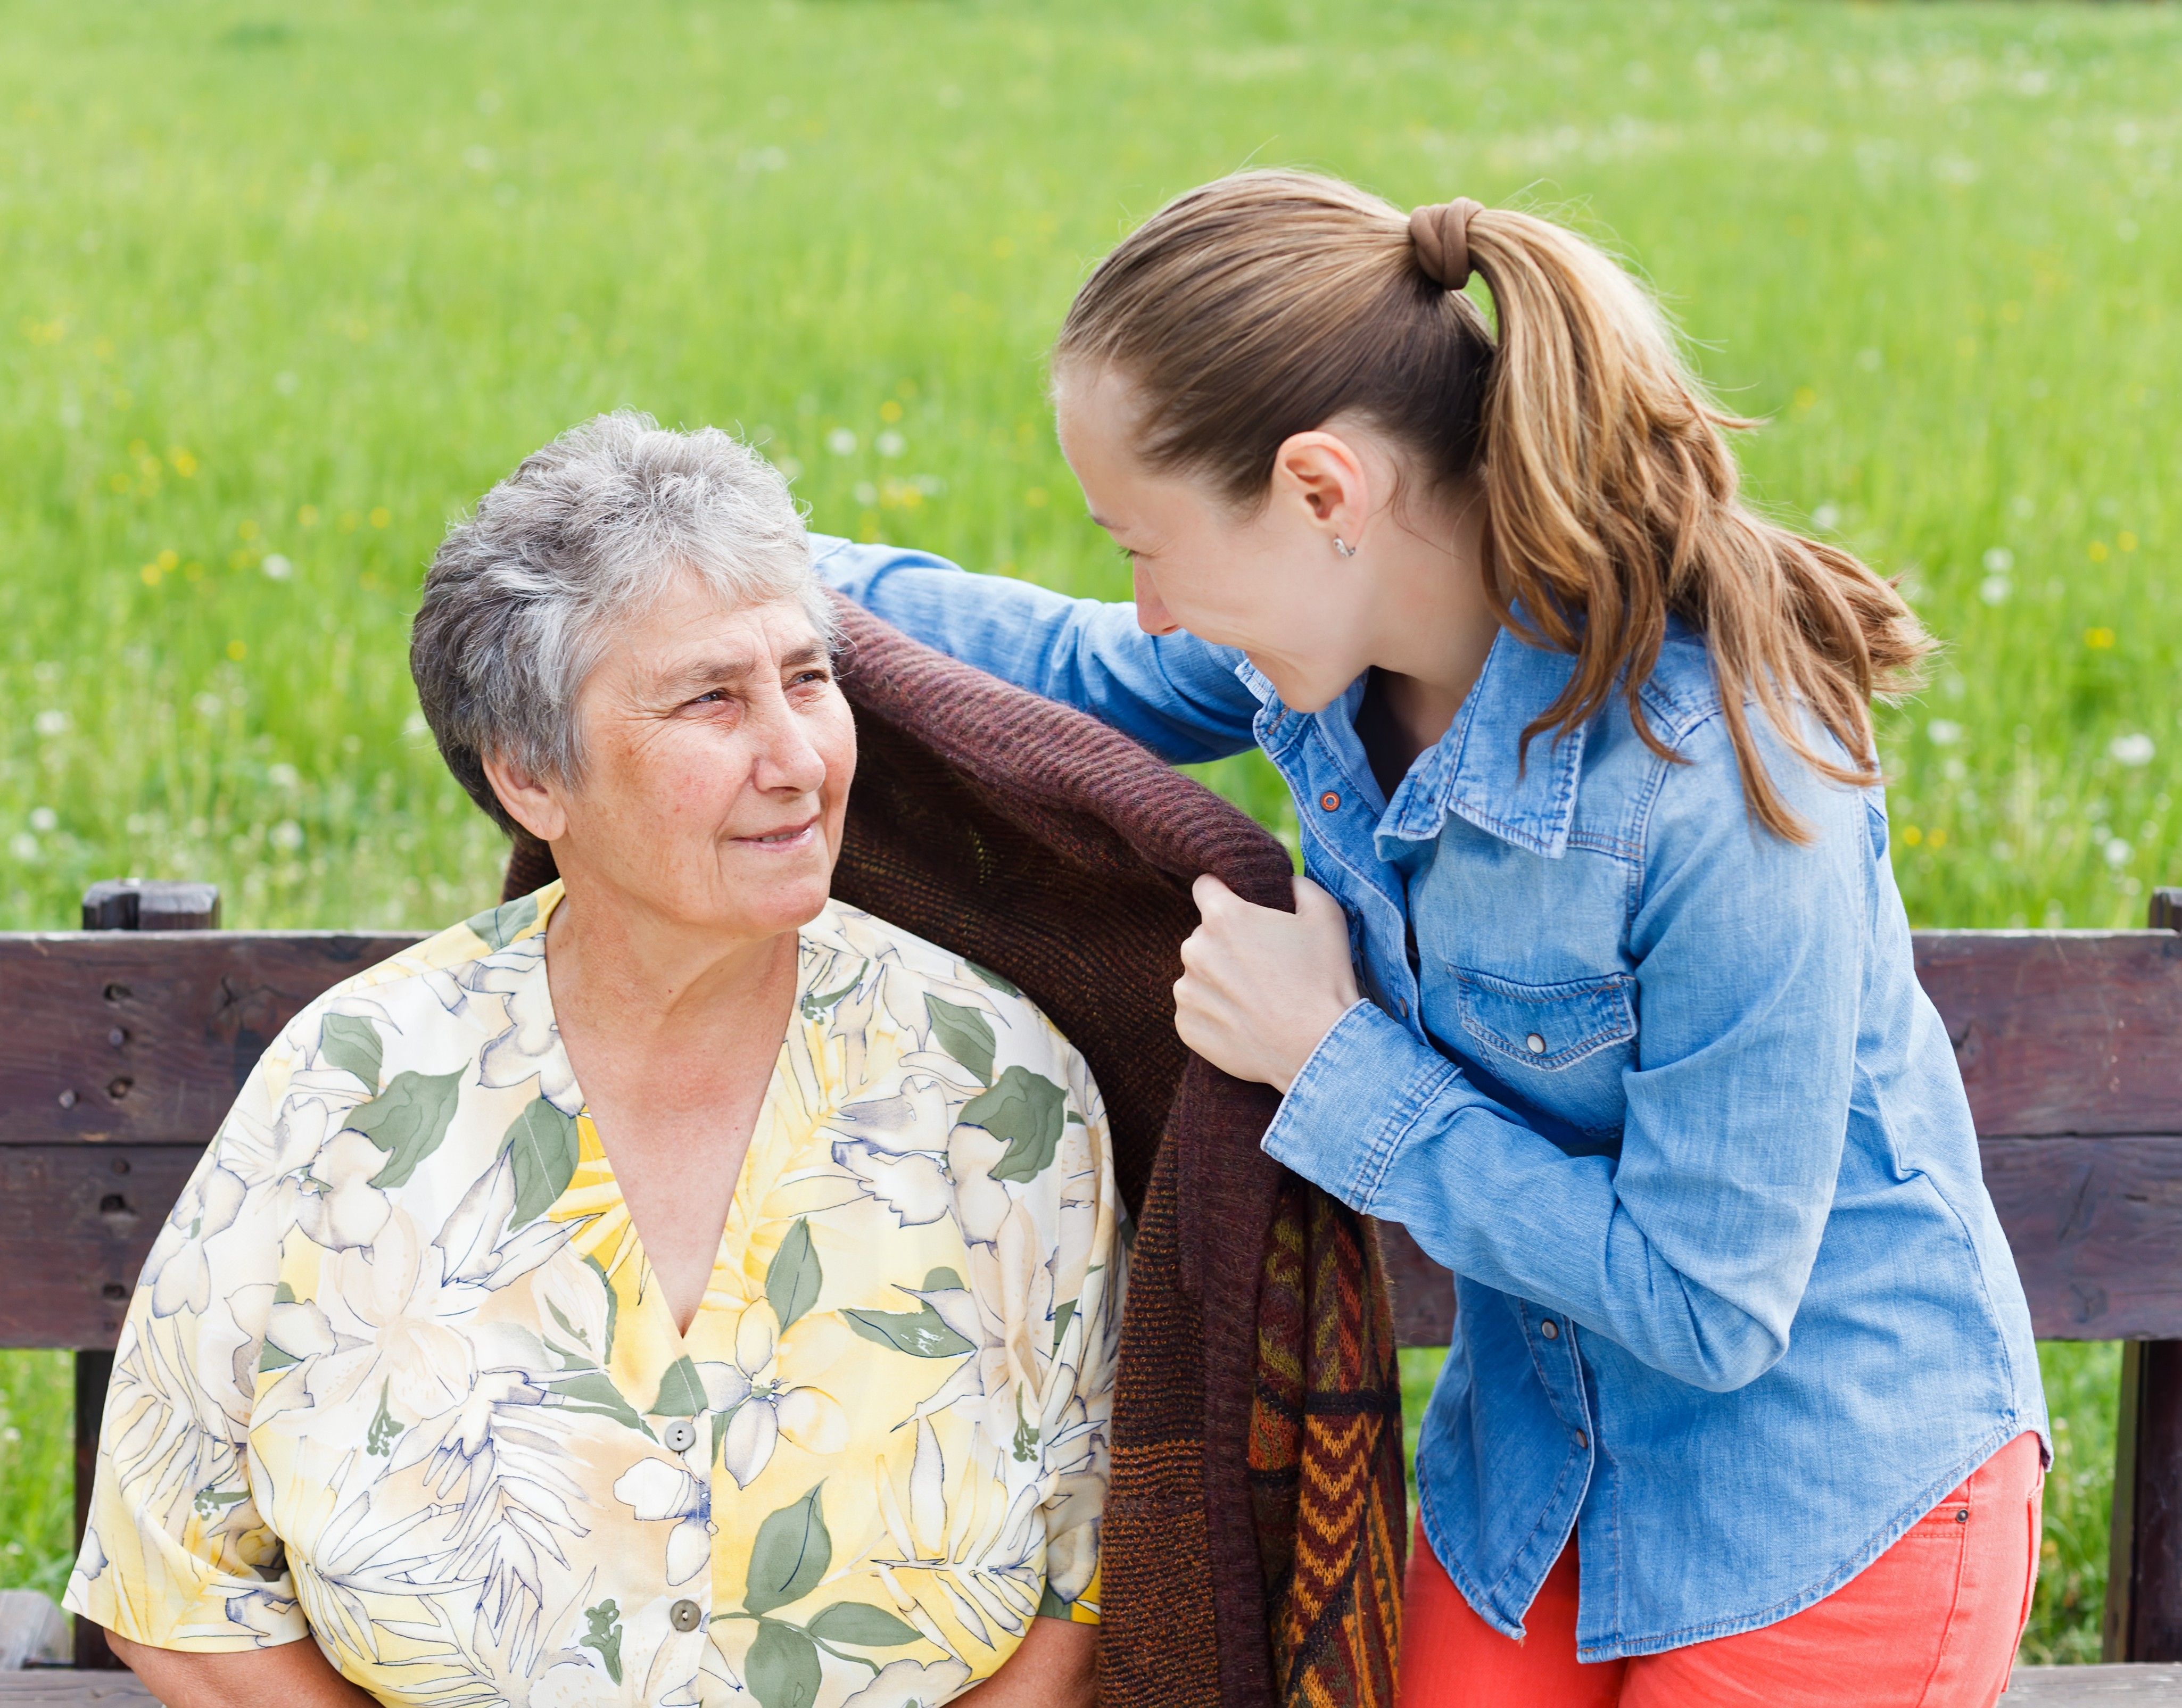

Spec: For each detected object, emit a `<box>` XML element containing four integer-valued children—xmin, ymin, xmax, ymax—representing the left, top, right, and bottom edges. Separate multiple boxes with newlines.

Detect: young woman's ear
<box><xmin>1270</xmin><ymin>430</ymin><xmax>1373</xmax><ymax>551</ymax></box>
<box><xmin>480</xmin><ymin>751</ymin><xmax>569</xmax><ymax>845</ymax></box>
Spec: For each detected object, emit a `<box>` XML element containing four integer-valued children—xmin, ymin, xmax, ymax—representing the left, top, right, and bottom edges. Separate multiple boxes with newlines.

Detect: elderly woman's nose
<box><xmin>747</xmin><ymin>698</ymin><xmax>833</xmax><ymax>792</ymax></box>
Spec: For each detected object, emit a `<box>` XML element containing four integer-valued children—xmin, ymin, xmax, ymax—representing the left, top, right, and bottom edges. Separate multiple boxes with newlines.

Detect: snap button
<box><xmin>1573</xmin><ymin>1430</ymin><xmax>1589</xmax><ymax>1451</ymax></box>
<box><xmin>1320</xmin><ymin>791</ymin><xmax>1341</xmax><ymax>812</ymax></box>
<box><xmin>1526</xmin><ymin>1033</ymin><xmax>1547</xmax><ymax>1055</ymax></box>
<box><xmin>1540</xmin><ymin>1319</ymin><xmax>1558</xmax><ymax>1340</ymax></box>
<box><xmin>1956</xmin><ymin>1508</ymin><xmax>1970</xmax><ymax>1523</ymax></box>
<box><xmin>664</xmin><ymin>1419</ymin><xmax>697</xmax><ymax>1453</ymax></box>
<box><xmin>670</xmin><ymin>1598</ymin><xmax>704</xmax><ymax>1633</ymax></box>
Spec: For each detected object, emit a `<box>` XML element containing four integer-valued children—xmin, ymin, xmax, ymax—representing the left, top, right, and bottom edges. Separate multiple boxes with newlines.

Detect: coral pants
<box><xmin>1399</xmin><ymin>1432</ymin><xmax>2043</xmax><ymax>1708</ymax></box>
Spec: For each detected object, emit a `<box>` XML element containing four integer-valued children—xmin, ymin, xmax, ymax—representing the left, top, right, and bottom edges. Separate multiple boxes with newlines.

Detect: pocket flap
<box><xmin>1453</xmin><ymin>968</ymin><xmax>1637</xmax><ymax>1071</ymax></box>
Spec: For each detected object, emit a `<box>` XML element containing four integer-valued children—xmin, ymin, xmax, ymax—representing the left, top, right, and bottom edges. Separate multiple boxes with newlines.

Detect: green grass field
<box><xmin>2</xmin><ymin>0</ymin><xmax>2176</xmax><ymax>1668</ymax></box>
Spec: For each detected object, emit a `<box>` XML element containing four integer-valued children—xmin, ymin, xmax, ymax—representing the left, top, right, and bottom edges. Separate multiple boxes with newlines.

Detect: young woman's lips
<box><xmin>734</xmin><ymin>816</ymin><xmax>820</xmax><ymax>850</ymax></box>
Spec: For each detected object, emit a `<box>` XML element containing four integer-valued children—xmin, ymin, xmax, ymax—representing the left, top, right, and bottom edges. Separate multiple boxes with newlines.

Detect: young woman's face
<box><xmin>1054</xmin><ymin>364</ymin><xmax>1381</xmax><ymax>715</ymax></box>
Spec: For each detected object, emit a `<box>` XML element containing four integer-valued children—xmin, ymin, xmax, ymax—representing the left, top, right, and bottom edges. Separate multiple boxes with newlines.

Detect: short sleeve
<box><xmin>1032</xmin><ymin>1037</ymin><xmax>1128</xmax><ymax>1624</ymax></box>
<box><xmin>64</xmin><ymin>1037</ymin><xmax>311</xmax><ymax>1651</ymax></box>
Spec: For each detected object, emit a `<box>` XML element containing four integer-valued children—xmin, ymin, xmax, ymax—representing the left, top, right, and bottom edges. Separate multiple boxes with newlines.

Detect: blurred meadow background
<box><xmin>2</xmin><ymin>0</ymin><xmax>2177</xmax><ymax>1664</ymax></box>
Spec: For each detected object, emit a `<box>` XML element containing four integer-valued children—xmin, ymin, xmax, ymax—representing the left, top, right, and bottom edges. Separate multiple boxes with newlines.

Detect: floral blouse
<box><xmin>67</xmin><ymin>883</ymin><xmax>1125</xmax><ymax>1708</ymax></box>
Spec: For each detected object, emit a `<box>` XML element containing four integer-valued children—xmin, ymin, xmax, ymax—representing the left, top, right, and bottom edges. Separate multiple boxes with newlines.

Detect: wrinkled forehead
<box><xmin>590</xmin><ymin>574</ymin><xmax>831</xmax><ymax>703</ymax></box>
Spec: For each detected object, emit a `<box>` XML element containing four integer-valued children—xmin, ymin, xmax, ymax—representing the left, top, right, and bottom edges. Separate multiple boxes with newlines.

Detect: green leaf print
<box><xmin>924</xmin><ymin>994</ymin><xmax>996</xmax><ymax>1086</ymax></box>
<box><xmin>258</xmin><ymin>1341</ymin><xmax>300</xmax><ymax>1374</ymax></box>
<box><xmin>463</xmin><ymin>892</ymin><xmax>540</xmax><ymax>951</ymax></box>
<box><xmin>1052</xmin><ymin>1298</ymin><xmax>1078</xmax><ymax>1353</ymax></box>
<box><xmin>651</xmin><ymin>1354</ymin><xmax>707</xmax><ymax>1417</ymax></box>
<box><xmin>799</xmin><ymin>961</ymin><xmax>866</xmax><ymax>1022</ymax></box>
<box><xmin>804</xmin><ymin>1602</ymin><xmax>922</xmax><ymax>1647</ymax></box>
<box><xmin>504</xmin><ymin>1096</ymin><xmax>580</xmax><ymax>1226</ymax></box>
<box><xmin>544</xmin><ymin>1370</ymin><xmax>652</xmax><ymax>1439</ymax></box>
<box><xmin>1038</xmin><ymin>1582</ymin><xmax>1073</xmax><ymax>1620</ymax></box>
<box><xmin>349</xmin><ymin>1068</ymin><xmax>464</xmax><ymax>1189</ymax></box>
<box><xmin>746</xmin><ymin>1619</ymin><xmax>822</xmax><ymax>1708</ymax></box>
<box><xmin>192</xmin><ymin>1486</ymin><xmax>249</xmax><ymax>1522</ymax></box>
<box><xmin>844</xmin><ymin>1304</ymin><xmax>974</xmax><ymax>1359</ymax></box>
<box><xmin>367</xmin><ymin>1379</ymin><xmax>404</xmax><ymax>1457</ymax></box>
<box><xmin>966</xmin><ymin>960</ymin><xmax>1021</xmax><ymax>997</ymax></box>
<box><xmin>1012</xmin><ymin>1388</ymin><xmax>1038</xmax><ymax>1464</ymax></box>
<box><xmin>583</xmin><ymin>1253</ymin><xmax>618</xmax><ymax>1363</ymax></box>
<box><xmin>921</xmin><ymin>1266</ymin><xmax>964</xmax><ymax>1292</ymax></box>
<box><xmin>963</xmin><ymin>1066</ymin><xmax>1067</xmax><ymax>1184</ymax></box>
<box><xmin>580</xmin><ymin>1599</ymin><xmax>624</xmax><ymax>1684</ymax></box>
<box><xmin>766</xmin><ymin>1217</ymin><xmax>822</xmax><ymax>1331</ymax></box>
<box><xmin>318</xmin><ymin>1013</ymin><xmax>384</xmax><ymax>1089</ymax></box>
<box><xmin>745</xmin><ymin>1483</ymin><xmax>832</xmax><ymax>1616</ymax></box>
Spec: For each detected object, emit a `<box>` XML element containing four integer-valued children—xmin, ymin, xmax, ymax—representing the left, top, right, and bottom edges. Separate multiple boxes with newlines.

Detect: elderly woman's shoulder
<box><xmin>804</xmin><ymin>898</ymin><xmax>1088</xmax><ymax>1064</ymax></box>
<box><xmin>253</xmin><ymin>889</ymin><xmax>555</xmax><ymax>1077</ymax></box>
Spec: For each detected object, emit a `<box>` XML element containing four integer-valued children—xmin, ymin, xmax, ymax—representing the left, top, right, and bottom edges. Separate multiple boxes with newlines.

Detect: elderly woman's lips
<box><xmin>734</xmin><ymin>817</ymin><xmax>820</xmax><ymax>847</ymax></box>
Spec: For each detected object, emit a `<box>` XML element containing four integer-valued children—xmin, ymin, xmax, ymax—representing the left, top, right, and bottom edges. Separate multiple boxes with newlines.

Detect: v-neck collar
<box><xmin>524</xmin><ymin>883</ymin><xmax>815</xmax><ymax>1366</ymax></box>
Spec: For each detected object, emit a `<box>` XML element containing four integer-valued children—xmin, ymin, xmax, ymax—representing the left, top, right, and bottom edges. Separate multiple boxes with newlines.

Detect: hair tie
<box><xmin>1409</xmin><ymin>197</ymin><xmax>1484</xmax><ymax>290</ymax></box>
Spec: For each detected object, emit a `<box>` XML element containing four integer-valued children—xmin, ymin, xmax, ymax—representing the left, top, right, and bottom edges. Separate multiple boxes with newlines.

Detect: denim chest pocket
<box><xmin>1452</xmin><ymin>967</ymin><xmax>1638</xmax><ymax>1074</ymax></box>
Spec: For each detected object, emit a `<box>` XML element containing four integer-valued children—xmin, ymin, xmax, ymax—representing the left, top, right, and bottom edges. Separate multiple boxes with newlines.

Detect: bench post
<box><xmin>70</xmin><ymin>880</ymin><xmax>219</xmax><ymax>1671</ymax></box>
<box><xmin>2104</xmin><ymin>888</ymin><xmax>2182</xmax><ymax>1661</ymax></box>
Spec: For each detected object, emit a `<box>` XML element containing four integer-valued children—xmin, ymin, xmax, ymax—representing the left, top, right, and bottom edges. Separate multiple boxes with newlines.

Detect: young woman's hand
<box><xmin>1177</xmin><ymin>874</ymin><xmax>1361</xmax><ymax>1092</ymax></box>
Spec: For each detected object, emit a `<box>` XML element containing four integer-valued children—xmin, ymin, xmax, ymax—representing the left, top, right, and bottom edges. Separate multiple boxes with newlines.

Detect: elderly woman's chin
<box><xmin>700</xmin><ymin>810</ymin><xmax>846</xmax><ymax>936</ymax></box>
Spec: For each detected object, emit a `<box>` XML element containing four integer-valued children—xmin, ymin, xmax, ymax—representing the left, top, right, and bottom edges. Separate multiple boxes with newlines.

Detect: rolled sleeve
<box><xmin>1261</xmin><ymin>999</ymin><xmax>1465</xmax><ymax>1207</ymax></box>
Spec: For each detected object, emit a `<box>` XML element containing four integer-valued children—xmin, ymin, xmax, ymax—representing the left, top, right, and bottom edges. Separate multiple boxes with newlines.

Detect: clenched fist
<box><xmin>1175</xmin><ymin>874</ymin><xmax>1362</xmax><ymax>1093</ymax></box>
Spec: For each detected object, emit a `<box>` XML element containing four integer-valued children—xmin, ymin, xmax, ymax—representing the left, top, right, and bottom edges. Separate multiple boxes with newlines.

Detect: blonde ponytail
<box><xmin>1055</xmin><ymin>169</ymin><xmax>1931</xmax><ymax>840</ymax></box>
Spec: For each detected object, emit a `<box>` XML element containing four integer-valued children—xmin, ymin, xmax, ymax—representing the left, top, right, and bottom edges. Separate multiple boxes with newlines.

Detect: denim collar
<box><xmin>1235</xmin><ymin>625</ymin><xmax>1587</xmax><ymax>860</ymax></box>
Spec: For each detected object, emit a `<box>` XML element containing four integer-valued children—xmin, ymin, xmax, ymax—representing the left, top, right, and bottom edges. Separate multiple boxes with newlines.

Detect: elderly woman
<box><xmin>66</xmin><ymin>413</ymin><xmax>1121</xmax><ymax>1708</ymax></box>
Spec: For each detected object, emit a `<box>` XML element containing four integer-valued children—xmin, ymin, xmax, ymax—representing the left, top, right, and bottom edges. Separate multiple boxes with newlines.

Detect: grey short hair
<box><xmin>411</xmin><ymin>411</ymin><xmax>832</xmax><ymax>835</ymax></box>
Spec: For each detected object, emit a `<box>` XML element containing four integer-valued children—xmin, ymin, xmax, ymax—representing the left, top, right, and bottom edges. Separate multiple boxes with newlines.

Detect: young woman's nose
<box><xmin>1133</xmin><ymin>565</ymin><xmax>1180</xmax><ymax>636</ymax></box>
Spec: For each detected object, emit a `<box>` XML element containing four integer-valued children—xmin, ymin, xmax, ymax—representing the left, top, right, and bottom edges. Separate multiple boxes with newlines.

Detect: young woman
<box><xmin>815</xmin><ymin>170</ymin><xmax>2046</xmax><ymax>1706</ymax></box>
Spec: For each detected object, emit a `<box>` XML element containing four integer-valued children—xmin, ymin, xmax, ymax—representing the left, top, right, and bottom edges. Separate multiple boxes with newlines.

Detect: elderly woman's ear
<box><xmin>478</xmin><ymin>748</ymin><xmax>567</xmax><ymax>845</ymax></box>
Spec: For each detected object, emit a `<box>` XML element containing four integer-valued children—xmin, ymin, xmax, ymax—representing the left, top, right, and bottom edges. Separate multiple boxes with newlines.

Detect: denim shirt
<box><xmin>813</xmin><ymin>535</ymin><xmax>2047</xmax><ymax>1660</ymax></box>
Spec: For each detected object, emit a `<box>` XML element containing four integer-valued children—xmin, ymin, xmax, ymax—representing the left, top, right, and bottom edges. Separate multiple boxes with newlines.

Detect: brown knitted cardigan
<box><xmin>501</xmin><ymin>596</ymin><xmax>1406</xmax><ymax>1705</ymax></box>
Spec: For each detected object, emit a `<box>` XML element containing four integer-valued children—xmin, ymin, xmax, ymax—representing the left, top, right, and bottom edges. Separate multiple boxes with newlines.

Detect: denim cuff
<box><xmin>1262</xmin><ymin>999</ymin><xmax>1466</xmax><ymax>1212</ymax></box>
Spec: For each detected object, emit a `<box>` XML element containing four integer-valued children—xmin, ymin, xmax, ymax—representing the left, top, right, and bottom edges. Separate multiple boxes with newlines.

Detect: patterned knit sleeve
<box><xmin>1035</xmin><ymin>1035</ymin><xmax>1128</xmax><ymax>1625</ymax></box>
<box><xmin>63</xmin><ymin>1030</ymin><xmax>311</xmax><ymax>1651</ymax></box>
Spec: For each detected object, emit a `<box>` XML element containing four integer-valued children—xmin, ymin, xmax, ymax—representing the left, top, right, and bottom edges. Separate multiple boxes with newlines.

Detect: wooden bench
<box><xmin>3</xmin><ymin>880</ymin><xmax>2181</xmax><ymax>1702</ymax></box>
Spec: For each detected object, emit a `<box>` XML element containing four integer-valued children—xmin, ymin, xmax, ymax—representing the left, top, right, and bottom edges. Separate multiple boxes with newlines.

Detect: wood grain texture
<box><xmin>0</xmin><ymin>1148</ymin><xmax>204</xmax><ymax>1348</ymax></box>
<box><xmin>2</xmin><ymin>927</ymin><xmax>2181</xmax><ymax>1349</ymax></box>
<box><xmin>0</xmin><ymin>933</ymin><xmax>421</xmax><ymax>1148</ymax></box>
<box><xmin>1914</xmin><ymin>931</ymin><xmax>2182</xmax><ymax>1139</ymax></box>
<box><xmin>0</xmin><ymin>1680</ymin><xmax>155</xmax><ymax>1706</ymax></box>
<box><xmin>2002</xmin><ymin>1666</ymin><xmax>2182</xmax><ymax>1702</ymax></box>
<box><xmin>2113</xmin><ymin>1341</ymin><xmax>2182</xmax><ymax>1662</ymax></box>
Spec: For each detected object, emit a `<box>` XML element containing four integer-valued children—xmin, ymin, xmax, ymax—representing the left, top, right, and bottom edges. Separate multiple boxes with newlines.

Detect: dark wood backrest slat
<box><xmin>1914</xmin><ymin>931</ymin><xmax>2182</xmax><ymax>1138</ymax></box>
<box><xmin>2</xmin><ymin>927</ymin><xmax>2180</xmax><ymax>1350</ymax></box>
<box><xmin>0</xmin><ymin>933</ymin><xmax>423</xmax><ymax>1147</ymax></box>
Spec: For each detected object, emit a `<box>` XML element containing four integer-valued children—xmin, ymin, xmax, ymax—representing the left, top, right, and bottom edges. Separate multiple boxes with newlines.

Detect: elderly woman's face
<box><xmin>555</xmin><ymin>576</ymin><xmax>854</xmax><ymax>938</ymax></box>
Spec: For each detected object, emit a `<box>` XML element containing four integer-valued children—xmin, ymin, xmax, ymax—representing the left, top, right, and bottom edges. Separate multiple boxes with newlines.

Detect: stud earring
<box><xmin>1332</xmin><ymin>536</ymin><xmax>1355</xmax><ymax>558</ymax></box>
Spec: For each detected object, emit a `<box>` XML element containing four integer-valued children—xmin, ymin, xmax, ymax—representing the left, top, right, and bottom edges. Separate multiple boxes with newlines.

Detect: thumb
<box><xmin>1192</xmin><ymin>872</ymin><xmax>1239</xmax><ymax>917</ymax></box>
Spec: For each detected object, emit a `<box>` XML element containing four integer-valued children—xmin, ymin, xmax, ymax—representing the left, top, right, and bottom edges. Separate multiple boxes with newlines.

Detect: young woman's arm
<box><xmin>1227</xmin><ymin>714</ymin><xmax>1873</xmax><ymax>1393</ymax></box>
<box><xmin>105</xmin><ymin>1631</ymin><xmax>377</xmax><ymax>1708</ymax></box>
<box><xmin>812</xmin><ymin>537</ymin><xmax>1262</xmax><ymax>764</ymax></box>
